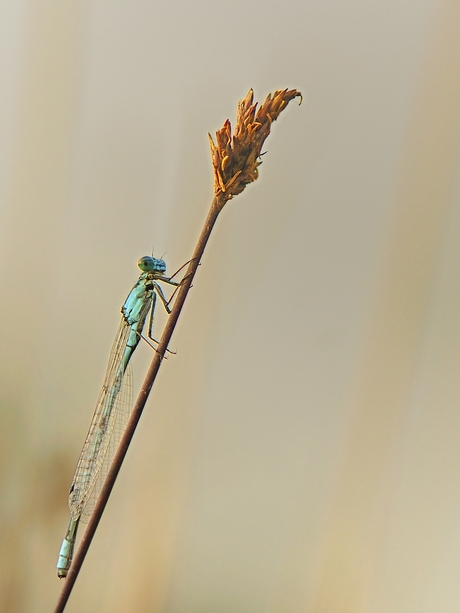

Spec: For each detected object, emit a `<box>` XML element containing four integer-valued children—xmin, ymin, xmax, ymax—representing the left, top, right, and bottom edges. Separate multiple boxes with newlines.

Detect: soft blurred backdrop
<box><xmin>1</xmin><ymin>0</ymin><xmax>460</xmax><ymax>612</ymax></box>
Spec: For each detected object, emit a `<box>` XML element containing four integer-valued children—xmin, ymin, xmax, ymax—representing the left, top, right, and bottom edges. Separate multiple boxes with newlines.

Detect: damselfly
<box><xmin>56</xmin><ymin>256</ymin><xmax>179</xmax><ymax>578</ymax></box>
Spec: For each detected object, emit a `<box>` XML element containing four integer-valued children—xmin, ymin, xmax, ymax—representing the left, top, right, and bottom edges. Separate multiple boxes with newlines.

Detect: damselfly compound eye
<box><xmin>138</xmin><ymin>256</ymin><xmax>156</xmax><ymax>272</ymax></box>
<box><xmin>138</xmin><ymin>256</ymin><xmax>167</xmax><ymax>274</ymax></box>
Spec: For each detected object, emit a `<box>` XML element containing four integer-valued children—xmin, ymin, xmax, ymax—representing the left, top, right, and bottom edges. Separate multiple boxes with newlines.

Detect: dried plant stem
<box><xmin>53</xmin><ymin>195</ymin><xmax>225</xmax><ymax>613</ymax></box>
<box><xmin>54</xmin><ymin>87</ymin><xmax>300</xmax><ymax>613</ymax></box>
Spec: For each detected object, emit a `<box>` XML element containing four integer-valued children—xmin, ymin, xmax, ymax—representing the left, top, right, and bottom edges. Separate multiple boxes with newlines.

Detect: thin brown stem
<box><xmin>53</xmin><ymin>87</ymin><xmax>300</xmax><ymax>612</ymax></box>
<box><xmin>53</xmin><ymin>195</ymin><xmax>225</xmax><ymax>613</ymax></box>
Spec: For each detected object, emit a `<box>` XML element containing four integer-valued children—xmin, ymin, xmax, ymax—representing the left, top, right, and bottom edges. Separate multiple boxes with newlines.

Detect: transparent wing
<box><xmin>79</xmin><ymin>362</ymin><xmax>133</xmax><ymax>522</ymax></box>
<box><xmin>68</xmin><ymin>319</ymin><xmax>134</xmax><ymax>521</ymax></box>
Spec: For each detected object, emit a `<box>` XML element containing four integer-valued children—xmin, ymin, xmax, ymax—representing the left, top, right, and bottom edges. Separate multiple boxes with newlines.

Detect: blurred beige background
<box><xmin>1</xmin><ymin>0</ymin><xmax>460</xmax><ymax>611</ymax></box>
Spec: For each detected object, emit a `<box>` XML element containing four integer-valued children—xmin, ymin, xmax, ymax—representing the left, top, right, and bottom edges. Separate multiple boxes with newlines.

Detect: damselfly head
<box><xmin>138</xmin><ymin>256</ymin><xmax>167</xmax><ymax>274</ymax></box>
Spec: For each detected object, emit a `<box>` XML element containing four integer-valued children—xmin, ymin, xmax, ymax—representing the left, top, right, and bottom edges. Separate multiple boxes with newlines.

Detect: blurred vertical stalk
<box><xmin>305</xmin><ymin>2</ymin><xmax>460</xmax><ymax>611</ymax></box>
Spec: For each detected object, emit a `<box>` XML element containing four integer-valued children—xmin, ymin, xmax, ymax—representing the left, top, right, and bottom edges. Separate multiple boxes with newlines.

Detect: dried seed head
<box><xmin>209</xmin><ymin>88</ymin><xmax>302</xmax><ymax>203</ymax></box>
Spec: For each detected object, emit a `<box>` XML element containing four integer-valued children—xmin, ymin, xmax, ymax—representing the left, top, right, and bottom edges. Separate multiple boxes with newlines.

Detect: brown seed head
<box><xmin>208</xmin><ymin>88</ymin><xmax>302</xmax><ymax>204</ymax></box>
